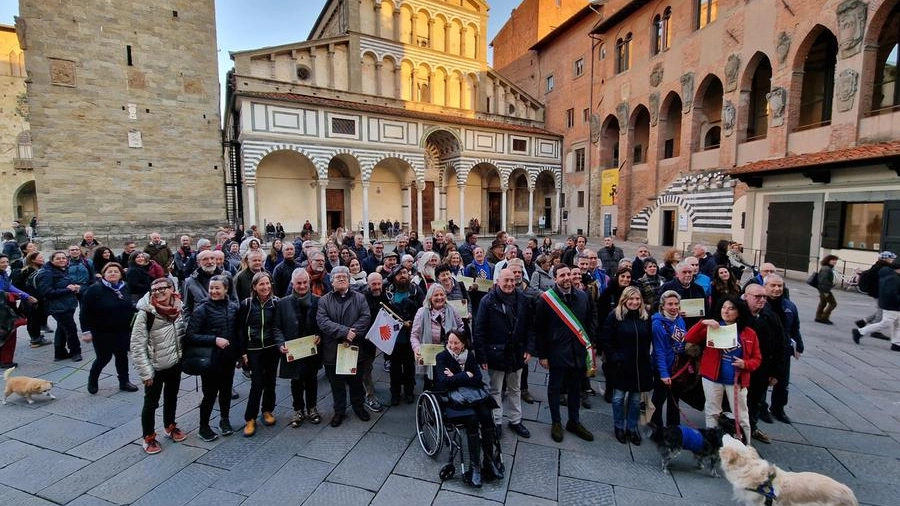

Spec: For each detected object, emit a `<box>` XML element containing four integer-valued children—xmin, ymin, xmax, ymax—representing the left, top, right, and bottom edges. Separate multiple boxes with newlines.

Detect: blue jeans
<box><xmin>612</xmin><ymin>389</ymin><xmax>641</xmax><ymax>430</ymax></box>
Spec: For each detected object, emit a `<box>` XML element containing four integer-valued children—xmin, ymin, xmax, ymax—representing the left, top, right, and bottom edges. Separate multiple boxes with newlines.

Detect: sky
<box><xmin>0</xmin><ymin>0</ymin><xmax>524</xmax><ymax>103</ymax></box>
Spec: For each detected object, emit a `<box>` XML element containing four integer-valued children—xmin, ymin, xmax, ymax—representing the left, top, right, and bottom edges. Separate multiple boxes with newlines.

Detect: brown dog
<box><xmin>3</xmin><ymin>367</ymin><xmax>55</xmax><ymax>405</ymax></box>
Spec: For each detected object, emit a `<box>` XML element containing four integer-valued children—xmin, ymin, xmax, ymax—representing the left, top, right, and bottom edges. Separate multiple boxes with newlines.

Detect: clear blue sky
<box><xmin>0</xmin><ymin>0</ymin><xmax>523</xmax><ymax>100</ymax></box>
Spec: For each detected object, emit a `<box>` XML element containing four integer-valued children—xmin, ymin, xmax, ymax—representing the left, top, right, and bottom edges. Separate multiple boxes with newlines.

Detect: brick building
<box><xmin>496</xmin><ymin>0</ymin><xmax>900</xmax><ymax>273</ymax></box>
<box><xmin>224</xmin><ymin>0</ymin><xmax>562</xmax><ymax>239</ymax></box>
<box><xmin>17</xmin><ymin>1</ymin><xmax>225</xmax><ymax>240</ymax></box>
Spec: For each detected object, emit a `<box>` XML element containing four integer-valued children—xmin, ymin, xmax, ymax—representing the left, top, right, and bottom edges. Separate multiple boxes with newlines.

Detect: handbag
<box><xmin>447</xmin><ymin>385</ymin><xmax>491</xmax><ymax>407</ymax></box>
<box><xmin>670</xmin><ymin>354</ymin><xmax>705</xmax><ymax>411</ymax></box>
<box><xmin>181</xmin><ymin>345</ymin><xmax>214</xmax><ymax>375</ymax></box>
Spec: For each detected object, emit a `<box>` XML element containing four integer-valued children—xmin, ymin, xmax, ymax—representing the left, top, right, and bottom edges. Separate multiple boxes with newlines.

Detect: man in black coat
<box><xmin>742</xmin><ymin>283</ymin><xmax>785</xmax><ymax>444</ymax></box>
<box><xmin>658</xmin><ymin>261</ymin><xmax>708</xmax><ymax>329</ymax></box>
<box><xmin>272</xmin><ymin>243</ymin><xmax>300</xmax><ymax>297</ymax></box>
<box><xmin>533</xmin><ymin>264</ymin><xmax>595</xmax><ymax>443</ymax></box>
<box><xmin>474</xmin><ymin>268</ymin><xmax>532</xmax><ymax>439</ymax></box>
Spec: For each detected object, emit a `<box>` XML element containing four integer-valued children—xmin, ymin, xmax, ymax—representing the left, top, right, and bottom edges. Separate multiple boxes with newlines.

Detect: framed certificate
<box><xmin>681</xmin><ymin>298</ymin><xmax>706</xmax><ymax>317</ymax></box>
<box><xmin>284</xmin><ymin>335</ymin><xmax>317</xmax><ymax>362</ymax></box>
<box><xmin>707</xmin><ymin>323</ymin><xmax>738</xmax><ymax>349</ymax></box>
<box><xmin>336</xmin><ymin>344</ymin><xmax>359</xmax><ymax>375</ymax></box>
<box><xmin>447</xmin><ymin>299</ymin><xmax>469</xmax><ymax>318</ymax></box>
<box><xmin>420</xmin><ymin>344</ymin><xmax>444</xmax><ymax>366</ymax></box>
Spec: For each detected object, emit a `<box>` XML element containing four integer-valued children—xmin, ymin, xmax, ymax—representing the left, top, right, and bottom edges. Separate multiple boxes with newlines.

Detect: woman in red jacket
<box><xmin>684</xmin><ymin>294</ymin><xmax>761</xmax><ymax>444</ymax></box>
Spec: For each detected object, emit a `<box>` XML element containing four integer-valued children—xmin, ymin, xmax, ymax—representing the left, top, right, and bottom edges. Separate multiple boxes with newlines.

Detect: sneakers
<box><xmin>290</xmin><ymin>410</ymin><xmax>305</xmax><ymax>428</ymax></box>
<box><xmin>852</xmin><ymin>328</ymin><xmax>862</xmax><ymax>344</ymax></box>
<box><xmin>164</xmin><ymin>424</ymin><xmax>186</xmax><ymax>442</ymax></box>
<box><xmin>565</xmin><ymin>421</ymin><xmax>595</xmax><ymax>442</ymax></box>
<box><xmin>243</xmin><ymin>419</ymin><xmax>256</xmax><ymax>437</ymax></box>
<box><xmin>198</xmin><ymin>425</ymin><xmax>218</xmax><ymax>442</ymax></box>
<box><xmin>29</xmin><ymin>338</ymin><xmax>52</xmax><ymax>348</ymax></box>
<box><xmin>364</xmin><ymin>397</ymin><xmax>384</xmax><ymax>412</ymax></box>
<box><xmin>306</xmin><ymin>407</ymin><xmax>321</xmax><ymax>424</ymax></box>
<box><xmin>219</xmin><ymin>419</ymin><xmax>234</xmax><ymax>436</ymax></box>
<box><xmin>262</xmin><ymin>411</ymin><xmax>276</xmax><ymax>426</ymax></box>
<box><xmin>751</xmin><ymin>429</ymin><xmax>772</xmax><ymax>444</ymax></box>
<box><xmin>551</xmin><ymin>422</ymin><xmax>564</xmax><ymax>442</ymax></box>
<box><xmin>142</xmin><ymin>434</ymin><xmax>162</xmax><ymax>454</ymax></box>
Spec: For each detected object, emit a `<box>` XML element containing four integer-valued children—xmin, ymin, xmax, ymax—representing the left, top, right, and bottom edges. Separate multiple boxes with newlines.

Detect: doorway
<box><xmin>766</xmin><ymin>202</ymin><xmax>813</xmax><ymax>272</ymax></box>
<box><xmin>410</xmin><ymin>182</ymin><xmax>435</xmax><ymax>233</ymax></box>
<box><xmin>661</xmin><ymin>209</ymin><xmax>675</xmax><ymax>247</ymax></box>
<box><xmin>543</xmin><ymin>197</ymin><xmax>552</xmax><ymax>233</ymax></box>
<box><xmin>488</xmin><ymin>193</ymin><xmax>502</xmax><ymax>233</ymax></box>
<box><xmin>326</xmin><ymin>189</ymin><xmax>344</xmax><ymax>234</ymax></box>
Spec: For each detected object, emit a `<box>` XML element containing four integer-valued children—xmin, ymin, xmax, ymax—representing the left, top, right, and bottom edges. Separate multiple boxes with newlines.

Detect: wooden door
<box><xmin>766</xmin><ymin>202</ymin><xmax>813</xmax><ymax>272</ymax></box>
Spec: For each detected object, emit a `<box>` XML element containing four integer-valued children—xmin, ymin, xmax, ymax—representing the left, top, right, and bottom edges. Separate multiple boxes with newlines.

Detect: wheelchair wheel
<box><xmin>416</xmin><ymin>392</ymin><xmax>444</xmax><ymax>457</ymax></box>
<box><xmin>439</xmin><ymin>463</ymin><xmax>456</xmax><ymax>481</ymax></box>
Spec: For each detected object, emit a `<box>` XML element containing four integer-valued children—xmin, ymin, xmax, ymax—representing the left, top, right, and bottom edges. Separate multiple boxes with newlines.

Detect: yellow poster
<box><xmin>601</xmin><ymin>169</ymin><xmax>619</xmax><ymax>206</ymax></box>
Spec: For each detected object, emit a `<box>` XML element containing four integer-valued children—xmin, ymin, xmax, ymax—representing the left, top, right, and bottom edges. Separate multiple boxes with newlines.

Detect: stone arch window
<box><xmin>652</xmin><ymin>7</ymin><xmax>672</xmax><ymax>56</ymax></box>
<box><xmin>616</xmin><ymin>33</ymin><xmax>632</xmax><ymax>73</ymax></box>
<box><xmin>872</xmin><ymin>3</ymin><xmax>900</xmax><ymax>112</ymax></box>
<box><xmin>704</xmin><ymin>126</ymin><xmax>721</xmax><ymax>150</ymax></box>
<box><xmin>797</xmin><ymin>30</ymin><xmax>837</xmax><ymax>130</ymax></box>
<box><xmin>15</xmin><ymin>130</ymin><xmax>33</xmax><ymax>168</ymax></box>
<box><xmin>746</xmin><ymin>57</ymin><xmax>772</xmax><ymax>140</ymax></box>
<box><xmin>696</xmin><ymin>0</ymin><xmax>717</xmax><ymax>29</ymax></box>
<box><xmin>659</xmin><ymin>93</ymin><xmax>682</xmax><ymax>158</ymax></box>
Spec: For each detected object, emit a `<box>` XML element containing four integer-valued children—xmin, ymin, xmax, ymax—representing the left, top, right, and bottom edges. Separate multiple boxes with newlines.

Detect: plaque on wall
<box><xmin>127</xmin><ymin>130</ymin><xmax>143</xmax><ymax>148</ymax></box>
<box><xmin>48</xmin><ymin>58</ymin><xmax>76</xmax><ymax>87</ymax></box>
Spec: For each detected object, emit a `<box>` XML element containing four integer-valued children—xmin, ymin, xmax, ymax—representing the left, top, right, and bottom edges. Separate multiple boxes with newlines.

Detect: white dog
<box><xmin>718</xmin><ymin>434</ymin><xmax>857</xmax><ymax>506</ymax></box>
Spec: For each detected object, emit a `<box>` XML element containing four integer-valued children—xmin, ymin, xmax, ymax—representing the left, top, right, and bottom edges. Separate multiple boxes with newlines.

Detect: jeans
<box><xmin>244</xmin><ymin>347</ymin><xmax>280</xmax><ymax>421</ymax></box>
<box><xmin>325</xmin><ymin>363</ymin><xmax>365</xmax><ymax>414</ymax></box>
<box><xmin>547</xmin><ymin>366</ymin><xmax>581</xmax><ymax>424</ymax></box>
<box><xmin>702</xmin><ymin>378</ymin><xmax>750</xmax><ymax>443</ymax></box>
<box><xmin>141</xmin><ymin>365</ymin><xmax>181</xmax><ymax>437</ymax></box>
<box><xmin>199</xmin><ymin>362</ymin><xmax>235</xmax><ymax>426</ymax></box>
<box><xmin>815</xmin><ymin>291</ymin><xmax>837</xmax><ymax>320</ymax></box>
<box><xmin>290</xmin><ymin>366</ymin><xmax>319</xmax><ymax>411</ymax></box>
<box><xmin>611</xmin><ymin>389</ymin><xmax>642</xmax><ymax>430</ymax></box>
<box><xmin>485</xmin><ymin>368</ymin><xmax>521</xmax><ymax>425</ymax></box>
<box><xmin>52</xmin><ymin>310</ymin><xmax>80</xmax><ymax>358</ymax></box>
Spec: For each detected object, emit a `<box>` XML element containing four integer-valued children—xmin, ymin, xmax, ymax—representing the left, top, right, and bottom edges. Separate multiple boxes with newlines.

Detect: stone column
<box><xmin>374</xmin><ymin>3</ymin><xmax>382</xmax><ymax>38</ymax></box>
<box><xmin>247</xmin><ymin>183</ymin><xmax>257</xmax><ymax>232</ymax></box>
<box><xmin>401</xmin><ymin>185</ymin><xmax>411</xmax><ymax>231</ymax></box>
<box><xmin>460</xmin><ymin>27</ymin><xmax>467</xmax><ymax>57</ymax></box>
<box><xmin>501</xmin><ymin>187</ymin><xmax>508</xmax><ymax>232</ymax></box>
<box><xmin>394</xmin><ymin>62</ymin><xmax>402</xmax><ymax>99</ymax></box>
<box><xmin>555</xmin><ymin>187</ymin><xmax>562</xmax><ymax>234</ymax></box>
<box><xmin>375</xmin><ymin>62</ymin><xmax>383</xmax><ymax>96</ymax></box>
<box><xmin>393</xmin><ymin>8</ymin><xmax>401</xmax><ymax>41</ymax></box>
<box><xmin>458</xmin><ymin>184</ymin><xmax>466</xmax><ymax>233</ymax></box>
<box><xmin>362</xmin><ymin>182</ymin><xmax>371</xmax><ymax>242</ymax></box>
<box><xmin>327</xmin><ymin>47</ymin><xmax>335</xmax><ymax>89</ymax></box>
<box><xmin>438</xmin><ymin>184</ymin><xmax>446</xmax><ymax>222</ymax></box>
<box><xmin>416</xmin><ymin>184</ymin><xmax>424</xmax><ymax>235</ymax></box>
<box><xmin>410</xmin><ymin>13</ymin><xmax>417</xmax><ymax>44</ymax></box>
<box><xmin>318</xmin><ymin>180</ymin><xmax>328</xmax><ymax>239</ymax></box>
<box><xmin>527</xmin><ymin>188</ymin><xmax>535</xmax><ymax>236</ymax></box>
<box><xmin>427</xmin><ymin>19</ymin><xmax>434</xmax><ymax>47</ymax></box>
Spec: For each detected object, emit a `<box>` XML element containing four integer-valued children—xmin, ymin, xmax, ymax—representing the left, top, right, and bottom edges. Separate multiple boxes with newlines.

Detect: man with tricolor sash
<box><xmin>533</xmin><ymin>264</ymin><xmax>596</xmax><ymax>443</ymax></box>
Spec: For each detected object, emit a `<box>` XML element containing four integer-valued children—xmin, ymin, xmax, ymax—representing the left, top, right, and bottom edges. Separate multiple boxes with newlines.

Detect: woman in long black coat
<box><xmin>80</xmin><ymin>262</ymin><xmax>138</xmax><ymax>394</ymax></box>
<box><xmin>600</xmin><ymin>286</ymin><xmax>653</xmax><ymax>446</ymax></box>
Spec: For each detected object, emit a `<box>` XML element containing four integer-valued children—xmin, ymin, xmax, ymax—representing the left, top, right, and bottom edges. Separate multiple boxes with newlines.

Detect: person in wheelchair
<box><xmin>411</xmin><ymin>284</ymin><xmax>465</xmax><ymax>391</ymax></box>
<box><xmin>435</xmin><ymin>330</ymin><xmax>502</xmax><ymax>488</ymax></box>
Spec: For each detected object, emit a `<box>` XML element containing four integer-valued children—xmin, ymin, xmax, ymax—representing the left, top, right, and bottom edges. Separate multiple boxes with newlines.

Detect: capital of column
<box><xmin>316</xmin><ymin>180</ymin><xmax>329</xmax><ymax>189</ymax></box>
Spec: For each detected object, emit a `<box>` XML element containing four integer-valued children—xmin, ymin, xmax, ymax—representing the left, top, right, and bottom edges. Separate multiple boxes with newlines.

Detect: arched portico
<box><xmin>13</xmin><ymin>180</ymin><xmax>37</xmax><ymax>223</ymax></box>
<box><xmin>253</xmin><ymin>149</ymin><xmax>320</xmax><ymax>235</ymax></box>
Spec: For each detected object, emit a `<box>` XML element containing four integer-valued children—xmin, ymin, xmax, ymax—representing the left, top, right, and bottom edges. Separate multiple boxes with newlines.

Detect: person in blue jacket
<box><xmin>35</xmin><ymin>251</ymin><xmax>82</xmax><ymax>361</ymax></box>
<box><xmin>649</xmin><ymin>290</ymin><xmax>687</xmax><ymax>440</ymax></box>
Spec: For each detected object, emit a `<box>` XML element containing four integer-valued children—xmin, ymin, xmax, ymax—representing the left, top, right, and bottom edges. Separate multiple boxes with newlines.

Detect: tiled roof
<box><xmin>729</xmin><ymin>140</ymin><xmax>900</xmax><ymax>176</ymax></box>
<box><xmin>236</xmin><ymin>91</ymin><xmax>560</xmax><ymax>137</ymax></box>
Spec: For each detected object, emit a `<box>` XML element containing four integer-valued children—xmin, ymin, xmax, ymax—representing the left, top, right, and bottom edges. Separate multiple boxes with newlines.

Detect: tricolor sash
<box><xmin>541</xmin><ymin>289</ymin><xmax>596</xmax><ymax>376</ymax></box>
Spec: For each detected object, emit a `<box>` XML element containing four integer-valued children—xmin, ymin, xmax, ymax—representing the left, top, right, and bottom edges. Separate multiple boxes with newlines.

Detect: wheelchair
<box><xmin>415</xmin><ymin>390</ymin><xmax>504</xmax><ymax>482</ymax></box>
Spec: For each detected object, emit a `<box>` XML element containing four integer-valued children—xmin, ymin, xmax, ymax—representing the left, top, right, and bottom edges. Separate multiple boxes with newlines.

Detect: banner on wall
<box><xmin>600</xmin><ymin>169</ymin><xmax>619</xmax><ymax>206</ymax></box>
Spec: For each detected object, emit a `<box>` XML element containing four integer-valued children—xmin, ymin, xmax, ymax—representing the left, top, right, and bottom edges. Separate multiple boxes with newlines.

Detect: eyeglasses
<box><xmin>150</xmin><ymin>286</ymin><xmax>171</xmax><ymax>293</ymax></box>
<box><xmin>747</xmin><ymin>294</ymin><xmax>767</xmax><ymax>299</ymax></box>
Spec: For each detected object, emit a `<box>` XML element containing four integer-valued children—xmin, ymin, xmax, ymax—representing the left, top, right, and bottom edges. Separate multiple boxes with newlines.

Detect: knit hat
<box><xmin>879</xmin><ymin>251</ymin><xmax>897</xmax><ymax>260</ymax></box>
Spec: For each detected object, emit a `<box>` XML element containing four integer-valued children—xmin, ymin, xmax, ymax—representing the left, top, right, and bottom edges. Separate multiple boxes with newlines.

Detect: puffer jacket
<box><xmin>35</xmin><ymin>264</ymin><xmax>78</xmax><ymax>315</ymax></box>
<box><xmin>184</xmin><ymin>297</ymin><xmax>241</xmax><ymax>367</ymax></box>
<box><xmin>130</xmin><ymin>293</ymin><xmax>185</xmax><ymax>382</ymax></box>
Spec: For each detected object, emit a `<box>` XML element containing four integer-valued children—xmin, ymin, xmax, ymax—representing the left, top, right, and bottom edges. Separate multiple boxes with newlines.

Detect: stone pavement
<box><xmin>1</xmin><ymin>251</ymin><xmax>899</xmax><ymax>504</ymax></box>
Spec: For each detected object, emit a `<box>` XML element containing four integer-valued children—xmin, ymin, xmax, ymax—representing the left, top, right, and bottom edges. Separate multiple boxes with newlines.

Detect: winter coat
<box><xmin>66</xmin><ymin>257</ymin><xmax>94</xmax><ymax>288</ymax></box>
<box><xmin>684</xmin><ymin>321</ymin><xmax>761</xmax><ymax>388</ymax></box>
<box><xmin>598</xmin><ymin>245</ymin><xmax>624</xmax><ymax>274</ymax></box>
<box><xmin>34</xmin><ymin>264</ymin><xmax>78</xmax><ymax>315</ymax></box>
<box><xmin>126</xmin><ymin>263</ymin><xmax>154</xmax><ymax>303</ymax></box>
<box><xmin>144</xmin><ymin>243</ymin><xmax>173</xmax><ymax>271</ymax></box>
<box><xmin>316</xmin><ymin>289</ymin><xmax>371</xmax><ymax>366</ymax></box>
<box><xmin>747</xmin><ymin>306</ymin><xmax>785</xmax><ymax>379</ymax></box>
<box><xmin>816</xmin><ymin>264</ymin><xmax>836</xmax><ymax>293</ymax></box>
<box><xmin>236</xmin><ymin>295</ymin><xmax>283</xmax><ymax>352</ymax></box>
<box><xmin>767</xmin><ymin>296</ymin><xmax>804</xmax><ymax>354</ymax></box>
<box><xmin>474</xmin><ymin>286</ymin><xmax>532</xmax><ymax>371</ymax></box>
<box><xmin>532</xmin><ymin>286</ymin><xmax>593</xmax><ymax>370</ymax></box>
<box><xmin>651</xmin><ymin>312</ymin><xmax>686</xmax><ymax>381</ymax></box>
<box><xmin>599</xmin><ymin>310</ymin><xmax>653</xmax><ymax>393</ymax></box>
<box><xmin>877</xmin><ymin>266</ymin><xmax>900</xmax><ymax>311</ymax></box>
<box><xmin>435</xmin><ymin>348</ymin><xmax>485</xmax><ymax>418</ymax></box>
<box><xmin>658</xmin><ymin>279</ymin><xmax>709</xmax><ymax>328</ymax></box>
<box><xmin>130</xmin><ymin>293</ymin><xmax>185</xmax><ymax>381</ymax></box>
<box><xmin>79</xmin><ymin>282</ymin><xmax>136</xmax><ymax>335</ymax></box>
<box><xmin>184</xmin><ymin>297</ymin><xmax>240</xmax><ymax>368</ymax></box>
<box><xmin>272</xmin><ymin>258</ymin><xmax>300</xmax><ymax>297</ymax></box>
<box><xmin>182</xmin><ymin>267</ymin><xmax>237</xmax><ymax>322</ymax></box>
<box><xmin>275</xmin><ymin>293</ymin><xmax>321</xmax><ymax>379</ymax></box>
<box><xmin>531</xmin><ymin>265</ymin><xmax>555</xmax><ymax>291</ymax></box>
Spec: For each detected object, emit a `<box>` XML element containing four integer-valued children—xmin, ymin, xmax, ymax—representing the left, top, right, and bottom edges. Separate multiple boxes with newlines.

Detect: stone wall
<box><xmin>0</xmin><ymin>25</ymin><xmax>34</xmax><ymax>227</ymax></box>
<box><xmin>18</xmin><ymin>1</ymin><xmax>225</xmax><ymax>237</ymax></box>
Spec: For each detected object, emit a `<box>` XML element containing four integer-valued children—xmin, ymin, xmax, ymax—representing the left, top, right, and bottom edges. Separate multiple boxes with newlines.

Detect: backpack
<box><xmin>858</xmin><ymin>268</ymin><xmax>878</xmax><ymax>296</ymax></box>
<box><xmin>131</xmin><ymin>311</ymin><xmax>155</xmax><ymax>333</ymax></box>
<box><xmin>806</xmin><ymin>271</ymin><xmax>819</xmax><ymax>288</ymax></box>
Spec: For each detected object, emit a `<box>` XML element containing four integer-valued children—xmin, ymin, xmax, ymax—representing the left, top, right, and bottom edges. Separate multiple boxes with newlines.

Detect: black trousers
<box><xmin>200</xmin><ymin>362</ymin><xmax>235</xmax><ymax>426</ymax></box>
<box><xmin>52</xmin><ymin>310</ymin><xmax>81</xmax><ymax>358</ymax></box>
<box><xmin>89</xmin><ymin>331</ymin><xmax>130</xmax><ymax>383</ymax></box>
<box><xmin>548</xmin><ymin>366</ymin><xmax>582</xmax><ymax>424</ymax></box>
<box><xmin>141</xmin><ymin>365</ymin><xmax>182</xmax><ymax>437</ymax></box>
<box><xmin>768</xmin><ymin>349</ymin><xmax>793</xmax><ymax>413</ymax></box>
<box><xmin>24</xmin><ymin>300</ymin><xmax>44</xmax><ymax>340</ymax></box>
<box><xmin>325</xmin><ymin>363</ymin><xmax>365</xmax><ymax>414</ymax></box>
<box><xmin>290</xmin><ymin>366</ymin><xmax>320</xmax><ymax>411</ymax></box>
<box><xmin>650</xmin><ymin>379</ymin><xmax>681</xmax><ymax>429</ymax></box>
<box><xmin>244</xmin><ymin>347</ymin><xmax>280</xmax><ymax>421</ymax></box>
<box><xmin>747</xmin><ymin>369</ymin><xmax>770</xmax><ymax>431</ymax></box>
<box><xmin>389</xmin><ymin>342</ymin><xmax>415</xmax><ymax>397</ymax></box>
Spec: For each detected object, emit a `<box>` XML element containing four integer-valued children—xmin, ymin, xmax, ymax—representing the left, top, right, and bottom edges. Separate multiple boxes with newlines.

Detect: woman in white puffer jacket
<box><xmin>130</xmin><ymin>277</ymin><xmax>186</xmax><ymax>454</ymax></box>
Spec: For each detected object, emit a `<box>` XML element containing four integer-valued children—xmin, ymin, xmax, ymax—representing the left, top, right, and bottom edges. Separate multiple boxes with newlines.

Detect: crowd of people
<box><xmin>3</xmin><ymin>224</ymin><xmax>894</xmax><ymax>489</ymax></box>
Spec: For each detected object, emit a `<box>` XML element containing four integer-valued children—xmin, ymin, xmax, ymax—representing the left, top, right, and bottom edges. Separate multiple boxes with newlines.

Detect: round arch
<box><xmin>255</xmin><ymin>149</ymin><xmax>319</xmax><ymax>235</ymax></box>
<box><xmin>658</xmin><ymin>91</ymin><xmax>683</xmax><ymax>159</ymax></box>
<box><xmin>12</xmin><ymin>180</ymin><xmax>36</xmax><ymax>222</ymax></box>
<box><xmin>629</xmin><ymin>104</ymin><xmax>651</xmax><ymax>164</ymax></box>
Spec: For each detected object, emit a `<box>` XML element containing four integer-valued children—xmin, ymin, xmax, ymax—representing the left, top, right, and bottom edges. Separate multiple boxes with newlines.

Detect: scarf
<box><xmin>101</xmin><ymin>279</ymin><xmax>126</xmax><ymax>300</ymax></box>
<box><xmin>151</xmin><ymin>292</ymin><xmax>183</xmax><ymax>321</ymax></box>
<box><xmin>308</xmin><ymin>267</ymin><xmax>326</xmax><ymax>296</ymax></box>
<box><xmin>446</xmin><ymin>346</ymin><xmax>469</xmax><ymax>368</ymax></box>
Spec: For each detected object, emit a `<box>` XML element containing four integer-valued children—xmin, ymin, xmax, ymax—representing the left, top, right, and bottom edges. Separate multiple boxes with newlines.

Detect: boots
<box><xmin>481</xmin><ymin>430</ymin><xmax>504</xmax><ymax>481</ymax></box>
<box><xmin>465</xmin><ymin>432</ymin><xmax>482</xmax><ymax>488</ymax></box>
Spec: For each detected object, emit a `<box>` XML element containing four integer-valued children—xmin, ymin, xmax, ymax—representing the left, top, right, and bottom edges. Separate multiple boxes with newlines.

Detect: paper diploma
<box><xmin>284</xmin><ymin>335</ymin><xmax>317</xmax><ymax>362</ymax></box>
<box><xmin>681</xmin><ymin>298</ymin><xmax>706</xmax><ymax>317</ymax></box>
<box><xmin>420</xmin><ymin>344</ymin><xmax>444</xmax><ymax>366</ymax></box>
<box><xmin>447</xmin><ymin>299</ymin><xmax>469</xmax><ymax>318</ymax></box>
<box><xmin>336</xmin><ymin>344</ymin><xmax>359</xmax><ymax>375</ymax></box>
<box><xmin>454</xmin><ymin>274</ymin><xmax>475</xmax><ymax>287</ymax></box>
<box><xmin>707</xmin><ymin>323</ymin><xmax>738</xmax><ymax>349</ymax></box>
<box><xmin>474</xmin><ymin>278</ymin><xmax>494</xmax><ymax>292</ymax></box>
